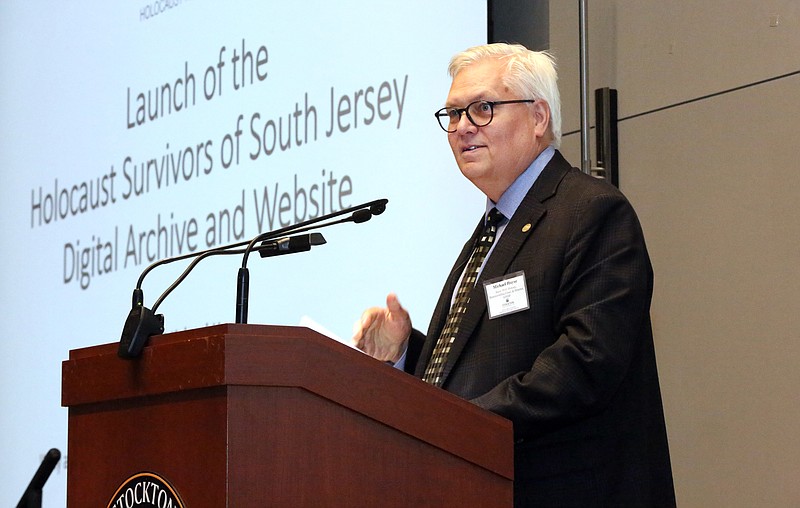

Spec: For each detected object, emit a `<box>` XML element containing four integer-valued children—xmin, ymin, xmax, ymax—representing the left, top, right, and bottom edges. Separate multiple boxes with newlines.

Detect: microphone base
<box><xmin>118</xmin><ymin>307</ymin><xmax>165</xmax><ymax>359</ymax></box>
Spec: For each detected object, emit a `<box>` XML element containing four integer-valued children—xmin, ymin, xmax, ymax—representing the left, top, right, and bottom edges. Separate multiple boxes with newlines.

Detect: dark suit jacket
<box><xmin>406</xmin><ymin>151</ymin><xmax>675</xmax><ymax>507</ymax></box>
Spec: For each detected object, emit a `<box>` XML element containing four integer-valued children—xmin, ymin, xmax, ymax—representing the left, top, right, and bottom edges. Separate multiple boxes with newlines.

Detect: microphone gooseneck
<box><xmin>235</xmin><ymin>198</ymin><xmax>388</xmax><ymax>324</ymax></box>
<box><xmin>118</xmin><ymin>198</ymin><xmax>388</xmax><ymax>355</ymax></box>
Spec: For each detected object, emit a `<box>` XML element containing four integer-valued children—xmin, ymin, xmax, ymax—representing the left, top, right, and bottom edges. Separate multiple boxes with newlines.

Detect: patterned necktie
<box><xmin>423</xmin><ymin>208</ymin><xmax>504</xmax><ymax>386</ymax></box>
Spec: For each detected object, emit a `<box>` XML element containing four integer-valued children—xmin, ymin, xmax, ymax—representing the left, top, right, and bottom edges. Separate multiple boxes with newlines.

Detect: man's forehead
<box><xmin>445</xmin><ymin>88</ymin><xmax>493</xmax><ymax>106</ymax></box>
<box><xmin>446</xmin><ymin>60</ymin><xmax>508</xmax><ymax>105</ymax></box>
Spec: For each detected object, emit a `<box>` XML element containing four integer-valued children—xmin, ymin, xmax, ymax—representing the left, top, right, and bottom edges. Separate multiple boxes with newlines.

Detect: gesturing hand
<box><xmin>352</xmin><ymin>293</ymin><xmax>411</xmax><ymax>363</ymax></box>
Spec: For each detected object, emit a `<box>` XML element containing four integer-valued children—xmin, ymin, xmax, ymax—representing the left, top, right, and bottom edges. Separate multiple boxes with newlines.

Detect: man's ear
<box><xmin>532</xmin><ymin>100</ymin><xmax>552</xmax><ymax>140</ymax></box>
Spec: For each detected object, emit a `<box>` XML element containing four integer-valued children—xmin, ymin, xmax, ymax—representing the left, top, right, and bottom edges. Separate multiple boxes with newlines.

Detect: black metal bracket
<box><xmin>593</xmin><ymin>87</ymin><xmax>619</xmax><ymax>187</ymax></box>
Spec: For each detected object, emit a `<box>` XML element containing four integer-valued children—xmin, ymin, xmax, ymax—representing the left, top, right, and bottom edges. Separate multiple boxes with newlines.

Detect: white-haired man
<box><xmin>354</xmin><ymin>43</ymin><xmax>675</xmax><ymax>506</ymax></box>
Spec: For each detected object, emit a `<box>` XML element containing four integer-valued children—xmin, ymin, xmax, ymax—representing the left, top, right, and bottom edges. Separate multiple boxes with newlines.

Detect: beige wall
<box><xmin>548</xmin><ymin>1</ymin><xmax>800</xmax><ymax>506</ymax></box>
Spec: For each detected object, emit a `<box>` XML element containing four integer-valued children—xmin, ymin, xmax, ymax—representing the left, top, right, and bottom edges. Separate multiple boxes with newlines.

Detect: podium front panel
<box><xmin>63</xmin><ymin>325</ymin><xmax>513</xmax><ymax>506</ymax></box>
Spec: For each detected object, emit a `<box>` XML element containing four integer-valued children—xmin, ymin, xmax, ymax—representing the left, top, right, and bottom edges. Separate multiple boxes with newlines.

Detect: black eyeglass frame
<box><xmin>434</xmin><ymin>99</ymin><xmax>537</xmax><ymax>132</ymax></box>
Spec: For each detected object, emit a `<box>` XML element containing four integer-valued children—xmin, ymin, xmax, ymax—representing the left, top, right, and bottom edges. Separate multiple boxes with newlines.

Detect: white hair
<box><xmin>448</xmin><ymin>43</ymin><xmax>562</xmax><ymax>148</ymax></box>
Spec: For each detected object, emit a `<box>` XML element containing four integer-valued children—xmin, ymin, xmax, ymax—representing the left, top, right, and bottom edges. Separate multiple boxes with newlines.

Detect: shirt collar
<box><xmin>486</xmin><ymin>145</ymin><xmax>555</xmax><ymax>220</ymax></box>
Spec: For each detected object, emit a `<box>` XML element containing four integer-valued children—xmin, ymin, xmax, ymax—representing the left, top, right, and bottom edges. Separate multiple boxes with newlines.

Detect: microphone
<box><xmin>119</xmin><ymin>198</ymin><xmax>387</xmax><ymax>357</ymax></box>
<box><xmin>370</xmin><ymin>200</ymin><xmax>387</xmax><ymax>216</ymax></box>
<box><xmin>349</xmin><ymin>208</ymin><xmax>373</xmax><ymax>224</ymax></box>
<box><xmin>16</xmin><ymin>448</ymin><xmax>60</xmax><ymax>508</ymax></box>
<box><xmin>259</xmin><ymin>232</ymin><xmax>326</xmax><ymax>258</ymax></box>
<box><xmin>235</xmin><ymin>198</ymin><xmax>389</xmax><ymax>324</ymax></box>
<box><xmin>118</xmin><ymin>233</ymin><xmax>326</xmax><ymax>359</ymax></box>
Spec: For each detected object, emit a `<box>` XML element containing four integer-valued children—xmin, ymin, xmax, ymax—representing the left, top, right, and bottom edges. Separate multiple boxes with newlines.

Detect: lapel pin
<box><xmin>522</xmin><ymin>223</ymin><xmax>531</xmax><ymax>232</ymax></box>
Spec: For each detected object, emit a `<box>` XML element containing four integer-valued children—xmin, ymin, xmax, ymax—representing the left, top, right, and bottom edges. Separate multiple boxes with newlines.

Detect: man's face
<box><xmin>445</xmin><ymin>58</ymin><xmax>546</xmax><ymax>202</ymax></box>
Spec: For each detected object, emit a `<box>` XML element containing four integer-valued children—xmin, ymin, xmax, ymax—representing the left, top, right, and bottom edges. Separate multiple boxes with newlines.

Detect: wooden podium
<box><xmin>62</xmin><ymin>324</ymin><xmax>513</xmax><ymax>506</ymax></box>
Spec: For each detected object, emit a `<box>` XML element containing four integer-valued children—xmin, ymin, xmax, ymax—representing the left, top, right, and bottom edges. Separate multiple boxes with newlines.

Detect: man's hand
<box><xmin>352</xmin><ymin>293</ymin><xmax>411</xmax><ymax>363</ymax></box>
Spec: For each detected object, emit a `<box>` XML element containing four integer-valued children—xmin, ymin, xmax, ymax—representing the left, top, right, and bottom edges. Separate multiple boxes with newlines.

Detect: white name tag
<box><xmin>483</xmin><ymin>270</ymin><xmax>529</xmax><ymax>319</ymax></box>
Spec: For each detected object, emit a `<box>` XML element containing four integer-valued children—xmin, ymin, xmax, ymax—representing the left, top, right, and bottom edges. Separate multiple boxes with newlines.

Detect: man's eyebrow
<box><xmin>445</xmin><ymin>93</ymin><xmax>492</xmax><ymax>108</ymax></box>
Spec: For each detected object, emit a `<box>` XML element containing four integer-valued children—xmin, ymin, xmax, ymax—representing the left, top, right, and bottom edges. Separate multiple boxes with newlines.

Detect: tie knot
<box><xmin>486</xmin><ymin>208</ymin><xmax>504</xmax><ymax>228</ymax></box>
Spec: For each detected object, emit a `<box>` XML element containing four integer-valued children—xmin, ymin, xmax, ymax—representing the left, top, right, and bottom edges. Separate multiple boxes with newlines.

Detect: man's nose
<box><xmin>454</xmin><ymin>111</ymin><xmax>476</xmax><ymax>132</ymax></box>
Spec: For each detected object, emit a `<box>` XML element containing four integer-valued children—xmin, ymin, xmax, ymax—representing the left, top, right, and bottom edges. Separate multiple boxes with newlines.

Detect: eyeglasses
<box><xmin>434</xmin><ymin>99</ymin><xmax>537</xmax><ymax>133</ymax></box>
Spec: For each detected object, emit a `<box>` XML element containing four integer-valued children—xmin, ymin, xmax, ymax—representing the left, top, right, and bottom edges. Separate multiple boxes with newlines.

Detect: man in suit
<box><xmin>353</xmin><ymin>43</ymin><xmax>675</xmax><ymax>506</ymax></box>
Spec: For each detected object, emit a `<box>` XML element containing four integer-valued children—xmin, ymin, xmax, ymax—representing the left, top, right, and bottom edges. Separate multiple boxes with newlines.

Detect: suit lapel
<box><xmin>429</xmin><ymin>151</ymin><xmax>572</xmax><ymax>384</ymax></box>
<box><xmin>416</xmin><ymin>219</ymin><xmax>484</xmax><ymax>375</ymax></box>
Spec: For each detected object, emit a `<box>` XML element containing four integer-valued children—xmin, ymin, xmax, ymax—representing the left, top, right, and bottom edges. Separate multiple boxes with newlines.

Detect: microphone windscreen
<box><xmin>369</xmin><ymin>199</ymin><xmax>387</xmax><ymax>215</ymax></box>
<box><xmin>351</xmin><ymin>209</ymin><xmax>373</xmax><ymax>223</ymax></box>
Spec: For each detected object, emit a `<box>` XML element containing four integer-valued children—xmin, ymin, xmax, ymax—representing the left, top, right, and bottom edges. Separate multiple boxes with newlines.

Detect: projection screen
<box><xmin>0</xmin><ymin>1</ymin><xmax>490</xmax><ymax>505</ymax></box>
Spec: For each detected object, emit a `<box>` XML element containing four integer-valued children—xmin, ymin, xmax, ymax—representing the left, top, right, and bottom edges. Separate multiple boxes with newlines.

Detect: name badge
<box><xmin>483</xmin><ymin>270</ymin><xmax>529</xmax><ymax>319</ymax></box>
